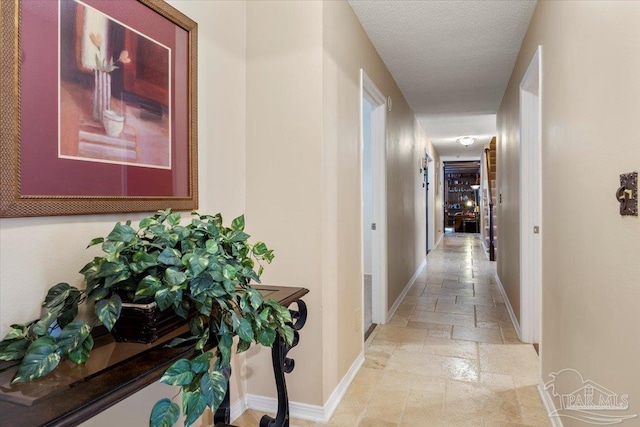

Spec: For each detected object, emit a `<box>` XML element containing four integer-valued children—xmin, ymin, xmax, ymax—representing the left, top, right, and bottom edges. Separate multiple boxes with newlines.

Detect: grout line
<box><xmin>396</xmin><ymin>388</ymin><xmax>411</xmax><ymax>426</ymax></box>
<box><xmin>474</xmin><ymin>304</ymin><xmax>478</xmax><ymax>327</ymax></box>
<box><xmin>476</xmin><ymin>340</ymin><xmax>482</xmax><ymax>385</ymax></box>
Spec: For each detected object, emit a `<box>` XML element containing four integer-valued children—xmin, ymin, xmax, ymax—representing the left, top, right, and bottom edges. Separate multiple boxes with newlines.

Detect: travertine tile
<box><xmin>479</xmin><ymin>343</ymin><xmax>539</xmax><ymax>377</ymax></box>
<box><xmin>358</xmin><ymin>418</ymin><xmax>397</xmax><ymax>427</ymax></box>
<box><xmin>456</xmin><ymin>295</ymin><xmax>496</xmax><ymax>306</ymax></box>
<box><xmin>442</xmin><ymin>279</ymin><xmax>474</xmax><ymax>289</ymax></box>
<box><xmin>482</xmin><ymin>421</ymin><xmax>532</xmax><ymax>427</ymax></box>
<box><xmin>435</xmin><ymin>301</ymin><xmax>475</xmax><ymax>316</ymax></box>
<box><xmin>387</xmin><ymin>351</ymin><xmax>479</xmax><ymax>383</ymax></box>
<box><xmin>520</xmin><ymin>405</ymin><xmax>552</xmax><ymax>426</ymax></box>
<box><xmin>427</xmin><ymin>328</ymin><xmax>453</xmax><ymax>338</ymax></box>
<box><xmin>410</xmin><ymin>311</ymin><xmax>475</xmax><ymax>327</ymax></box>
<box><xmin>501</xmin><ymin>326</ymin><xmax>522</xmax><ymax>344</ymax></box>
<box><xmin>400</xmin><ymin>408</ymin><xmax>472</xmax><ymax>426</ymax></box>
<box><xmin>445</xmin><ymin>380</ymin><xmax>522</xmax><ymax>423</ymax></box>
<box><xmin>478</xmin><ymin>321</ymin><xmax>501</xmax><ymax>330</ymax></box>
<box><xmin>515</xmin><ymin>384</ymin><xmax>546</xmax><ymax>409</ymax></box>
<box><xmin>476</xmin><ymin>305</ymin><xmax>513</xmax><ymax>326</ymax></box>
<box><xmin>453</xmin><ymin>325</ymin><xmax>504</xmax><ymax>344</ymax></box>
<box><xmin>367</xmin><ymin>339</ymin><xmax>396</xmax><ymax>355</ymax></box>
<box><xmin>363</xmin><ymin>349</ymin><xmax>392</xmax><ymax>369</ymax></box>
<box><xmin>375</xmin><ymin>325</ymin><xmax>428</xmax><ymax>342</ymax></box>
<box><xmin>424</xmin><ymin>286</ymin><xmax>474</xmax><ymax>297</ymax></box>
<box><xmin>386</xmin><ymin>317</ymin><xmax>409</xmax><ymax>327</ymax></box>
<box><xmin>422</xmin><ymin>335</ymin><xmax>478</xmax><ymax>360</ymax></box>
<box><xmin>481</xmin><ymin>372</ymin><xmax>516</xmax><ymax>391</ymax></box>
<box><xmin>405</xmin><ymin>387</ymin><xmax>445</xmax><ymax>412</ymax></box>
<box><xmin>361</xmin><ymin>388</ymin><xmax>409</xmax><ymax>423</ymax></box>
<box><xmin>434</xmin><ymin>295</ymin><xmax>457</xmax><ymax>305</ymax></box>
<box><xmin>233</xmin><ymin>234</ymin><xmax>548</xmax><ymax>427</ymax></box>
<box><xmin>377</xmin><ymin>369</ymin><xmax>447</xmax><ymax>392</ymax></box>
<box><xmin>402</xmin><ymin>295</ymin><xmax>437</xmax><ymax>310</ymax></box>
<box><xmin>326</xmin><ymin>405</ymin><xmax>365</xmax><ymax>426</ymax></box>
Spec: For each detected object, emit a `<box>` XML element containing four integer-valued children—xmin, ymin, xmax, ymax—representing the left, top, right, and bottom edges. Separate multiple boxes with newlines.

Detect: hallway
<box><xmin>235</xmin><ymin>234</ymin><xmax>549</xmax><ymax>426</ymax></box>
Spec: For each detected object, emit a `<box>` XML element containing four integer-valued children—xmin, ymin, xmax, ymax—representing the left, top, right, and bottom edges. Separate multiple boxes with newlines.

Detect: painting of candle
<box><xmin>58</xmin><ymin>0</ymin><xmax>171</xmax><ymax>169</ymax></box>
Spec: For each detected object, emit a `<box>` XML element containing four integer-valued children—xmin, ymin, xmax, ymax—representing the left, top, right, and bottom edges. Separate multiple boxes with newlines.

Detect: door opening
<box><xmin>519</xmin><ymin>46</ymin><xmax>542</xmax><ymax>346</ymax></box>
<box><xmin>362</xmin><ymin>96</ymin><xmax>375</xmax><ymax>340</ymax></box>
<box><xmin>360</xmin><ymin>70</ymin><xmax>387</xmax><ymax>342</ymax></box>
<box><xmin>424</xmin><ymin>151</ymin><xmax>432</xmax><ymax>254</ymax></box>
<box><xmin>443</xmin><ymin>161</ymin><xmax>481</xmax><ymax>234</ymax></box>
<box><xmin>425</xmin><ymin>162</ymin><xmax>429</xmax><ymax>255</ymax></box>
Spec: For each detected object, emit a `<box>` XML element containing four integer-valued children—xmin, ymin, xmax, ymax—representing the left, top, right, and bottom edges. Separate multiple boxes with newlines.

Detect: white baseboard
<box><xmin>244</xmin><ymin>394</ymin><xmax>325</xmax><ymax>422</ymax></box>
<box><xmin>387</xmin><ymin>258</ymin><xmax>427</xmax><ymax>322</ymax></box>
<box><xmin>433</xmin><ymin>233</ymin><xmax>444</xmax><ymax>250</ymax></box>
<box><xmin>480</xmin><ymin>241</ymin><xmax>490</xmax><ymax>260</ymax></box>
<box><xmin>537</xmin><ymin>380</ymin><xmax>564</xmax><ymax>427</ymax></box>
<box><xmin>237</xmin><ymin>352</ymin><xmax>365</xmax><ymax>423</ymax></box>
<box><xmin>229</xmin><ymin>396</ymin><xmax>248</xmax><ymax>423</ymax></box>
<box><xmin>494</xmin><ymin>273</ymin><xmax>522</xmax><ymax>339</ymax></box>
<box><xmin>322</xmin><ymin>351</ymin><xmax>364</xmax><ymax>420</ymax></box>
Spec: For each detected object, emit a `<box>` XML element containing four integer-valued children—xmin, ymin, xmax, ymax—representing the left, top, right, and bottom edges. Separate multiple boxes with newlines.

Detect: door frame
<box><xmin>519</xmin><ymin>46</ymin><xmax>542</xmax><ymax>344</ymax></box>
<box><xmin>424</xmin><ymin>150</ymin><xmax>433</xmax><ymax>253</ymax></box>
<box><xmin>360</xmin><ymin>69</ymin><xmax>388</xmax><ymax>328</ymax></box>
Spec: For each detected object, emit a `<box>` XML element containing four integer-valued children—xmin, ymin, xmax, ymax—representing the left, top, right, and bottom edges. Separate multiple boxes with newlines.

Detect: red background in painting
<box><xmin>20</xmin><ymin>0</ymin><xmax>190</xmax><ymax>197</ymax></box>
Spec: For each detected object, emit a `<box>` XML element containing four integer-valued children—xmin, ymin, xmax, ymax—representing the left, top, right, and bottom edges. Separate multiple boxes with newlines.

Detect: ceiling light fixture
<box><xmin>457</xmin><ymin>137</ymin><xmax>476</xmax><ymax>147</ymax></box>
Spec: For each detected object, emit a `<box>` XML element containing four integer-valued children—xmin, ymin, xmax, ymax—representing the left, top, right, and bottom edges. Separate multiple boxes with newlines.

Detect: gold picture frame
<box><xmin>0</xmin><ymin>0</ymin><xmax>198</xmax><ymax>217</ymax></box>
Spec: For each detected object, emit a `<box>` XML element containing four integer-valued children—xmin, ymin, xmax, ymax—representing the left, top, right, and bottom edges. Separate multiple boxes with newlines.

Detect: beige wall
<box><xmin>1</xmin><ymin>0</ymin><xmax>441</xmax><ymax>419</ymax></box>
<box><xmin>322</xmin><ymin>0</ymin><xmax>438</xmax><ymax>400</ymax></box>
<box><xmin>496</xmin><ymin>85</ymin><xmax>521</xmax><ymax>322</ymax></box>
<box><xmin>244</xmin><ymin>0</ymin><xmax>325</xmax><ymax>405</ymax></box>
<box><xmin>497</xmin><ymin>1</ymin><xmax>640</xmax><ymax>423</ymax></box>
<box><xmin>322</xmin><ymin>1</ymin><xmax>438</xmax><ymax>315</ymax></box>
<box><xmin>244</xmin><ymin>0</ymin><xmax>438</xmax><ymax>406</ymax></box>
<box><xmin>0</xmin><ymin>0</ymin><xmax>248</xmax><ymax>424</ymax></box>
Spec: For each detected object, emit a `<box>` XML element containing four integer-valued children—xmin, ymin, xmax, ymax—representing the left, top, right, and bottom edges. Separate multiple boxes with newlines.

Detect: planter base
<box><xmin>112</xmin><ymin>302</ymin><xmax>187</xmax><ymax>344</ymax></box>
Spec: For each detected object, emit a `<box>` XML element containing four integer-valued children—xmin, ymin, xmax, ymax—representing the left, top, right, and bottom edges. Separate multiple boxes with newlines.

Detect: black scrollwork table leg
<box><xmin>260</xmin><ymin>300</ymin><xmax>308</xmax><ymax>427</ymax></box>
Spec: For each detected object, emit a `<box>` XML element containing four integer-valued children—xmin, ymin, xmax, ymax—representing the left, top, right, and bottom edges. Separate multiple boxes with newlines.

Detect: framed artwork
<box><xmin>0</xmin><ymin>0</ymin><xmax>198</xmax><ymax>217</ymax></box>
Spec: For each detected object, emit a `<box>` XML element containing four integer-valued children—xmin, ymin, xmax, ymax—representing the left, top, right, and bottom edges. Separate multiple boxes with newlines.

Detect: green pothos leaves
<box><xmin>0</xmin><ymin>210</ymin><xmax>296</xmax><ymax>427</ymax></box>
<box><xmin>95</xmin><ymin>294</ymin><xmax>122</xmax><ymax>331</ymax></box>
<box><xmin>12</xmin><ymin>337</ymin><xmax>61</xmax><ymax>384</ymax></box>
<box><xmin>150</xmin><ymin>399</ymin><xmax>180</xmax><ymax>427</ymax></box>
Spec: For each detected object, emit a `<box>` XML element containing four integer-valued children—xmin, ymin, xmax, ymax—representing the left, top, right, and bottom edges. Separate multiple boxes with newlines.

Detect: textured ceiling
<box><xmin>348</xmin><ymin>0</ymin><xmax>537</xmax><ymax>158</ymax></box>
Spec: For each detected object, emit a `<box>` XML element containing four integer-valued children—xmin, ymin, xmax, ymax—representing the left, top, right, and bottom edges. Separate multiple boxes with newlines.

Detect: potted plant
<box><xmin>0</xmin><ymin>209</ymin><xmax>294</xmax><ymax>427</ymax></box>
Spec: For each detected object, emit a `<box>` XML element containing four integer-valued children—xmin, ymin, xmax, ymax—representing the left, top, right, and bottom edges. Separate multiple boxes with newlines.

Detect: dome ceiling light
<box><xmin>457</xmin><ymin>136</ymin><xmax>476</xmax><ymax>147</ymax></box>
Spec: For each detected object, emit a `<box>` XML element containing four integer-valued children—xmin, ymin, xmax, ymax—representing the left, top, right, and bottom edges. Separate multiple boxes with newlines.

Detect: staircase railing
<box><xmin>484</xmin><ymin>147</ymin><xmax>496</xmax><ymax>261</ymax></box>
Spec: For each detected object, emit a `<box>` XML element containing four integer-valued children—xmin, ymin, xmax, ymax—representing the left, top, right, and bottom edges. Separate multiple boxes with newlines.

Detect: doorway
<box><xmin>360</xmin><ymin>70</ymin><xmax>387</xmax><ymax>341</ymax></box>
<box><xmin>424</xmin><ymin>151</ymin><xmax>433</xmax><ymax>254</ymax></box>
<box><xmin>443</xmin><ymin>161</ymin><xmax>481</xmax><ymax>234</ymax></box>
<box><xmin>424</xmin><ymin>160</ymin><xmax>429</xmax><ymax>255</ymax></box>
<box><xmin>519</xmin><ymin>46</ymin><xmax>542</xmax><ymax>345</ymax></box>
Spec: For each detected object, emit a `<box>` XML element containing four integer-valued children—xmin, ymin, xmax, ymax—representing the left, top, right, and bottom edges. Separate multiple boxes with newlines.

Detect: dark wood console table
<box><xmin>0</xmin><ymin>285</ymin><xmax>309</xmax><ymax>427</ymax></box>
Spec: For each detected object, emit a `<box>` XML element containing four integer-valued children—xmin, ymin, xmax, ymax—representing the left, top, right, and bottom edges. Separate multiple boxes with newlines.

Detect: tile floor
<box><xmin>234</xmin><ymin>234</ymin><xmax>550</xmax><ymax>426</ymax></box>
